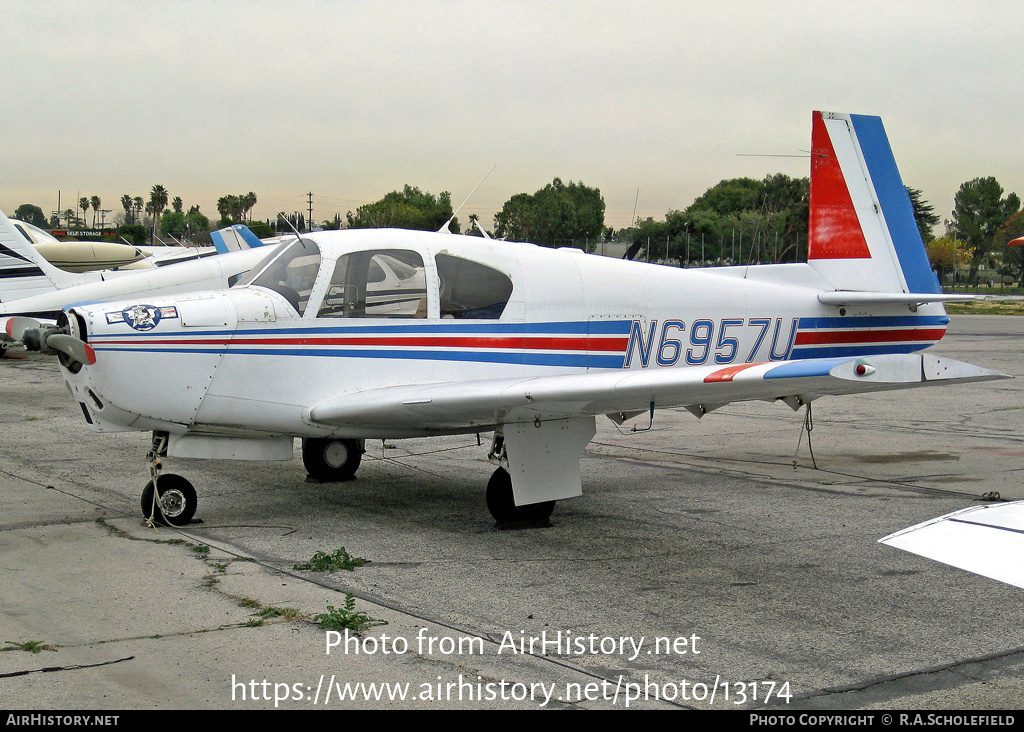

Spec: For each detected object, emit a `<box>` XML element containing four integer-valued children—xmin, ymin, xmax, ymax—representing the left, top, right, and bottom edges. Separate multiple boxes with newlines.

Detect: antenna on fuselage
<box><xmin>276</xmin><ymin>212</ymin><xmax>304</xmax><ymax>240</ymax></box>
<box><xmin>439</xmin><ymin>164</ymin><xmax>496</xmax><ymax>234</ymax></box>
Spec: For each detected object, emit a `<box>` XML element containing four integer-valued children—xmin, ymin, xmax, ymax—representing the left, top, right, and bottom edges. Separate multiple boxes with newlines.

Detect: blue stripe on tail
<box><xmin>849</xmin><ymin>114</ymin><xmax>941</xmax><ymax>294</ymax></box>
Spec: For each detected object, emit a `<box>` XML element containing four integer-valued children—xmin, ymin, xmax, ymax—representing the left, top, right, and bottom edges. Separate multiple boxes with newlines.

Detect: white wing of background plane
<box><xmin>880</xmin><ymin>502</ymin><xmax>1024</xmax><ymax>590</ymax></box>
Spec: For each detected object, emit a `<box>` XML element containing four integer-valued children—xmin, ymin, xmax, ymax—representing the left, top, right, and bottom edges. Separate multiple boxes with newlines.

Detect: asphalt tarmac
<box><xmin>1</xmin><ymin>315</ymin><xmax>1021</xmax><ymax>710</ymax></box>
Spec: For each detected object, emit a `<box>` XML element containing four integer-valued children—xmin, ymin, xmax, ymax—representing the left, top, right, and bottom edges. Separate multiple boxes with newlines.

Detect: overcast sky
<box><xmin>2</xmin><ymin>0</ymin><xmax>1021</xmax><ymax>233</ymax></box>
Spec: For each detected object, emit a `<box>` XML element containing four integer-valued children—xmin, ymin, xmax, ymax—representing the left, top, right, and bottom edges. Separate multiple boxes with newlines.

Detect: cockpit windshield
<box><xmin>241</xmin><ymin>237</ymin><xmax>322</xmax><ymax>315</ymax></box>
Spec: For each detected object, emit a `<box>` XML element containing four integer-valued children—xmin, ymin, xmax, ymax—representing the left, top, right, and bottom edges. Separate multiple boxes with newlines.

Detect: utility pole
<box><xmin>307</xmin><ymin>192</ymin><xmax>314</xmax><ymax>232</ymax></box>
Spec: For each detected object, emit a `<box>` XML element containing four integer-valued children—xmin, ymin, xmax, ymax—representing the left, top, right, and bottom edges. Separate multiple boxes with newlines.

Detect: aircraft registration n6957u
<box><xmin>7</xmin><ymin>111</ymin><xmax>1010</xmax><ymax>527</ymax></box>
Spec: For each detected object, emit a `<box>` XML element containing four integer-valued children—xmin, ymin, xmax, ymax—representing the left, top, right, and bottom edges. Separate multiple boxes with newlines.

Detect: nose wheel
<box><xmin>141</xmin><ymin>474</ymin><xmax>197</xmax><ymax>527</ymax></box>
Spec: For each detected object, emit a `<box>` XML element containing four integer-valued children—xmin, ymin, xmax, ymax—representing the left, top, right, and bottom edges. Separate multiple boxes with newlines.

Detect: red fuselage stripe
<box><xmin>794</xmin><ymin>328</ymin><xmax>946</xmax><ymax>345</ymax></box>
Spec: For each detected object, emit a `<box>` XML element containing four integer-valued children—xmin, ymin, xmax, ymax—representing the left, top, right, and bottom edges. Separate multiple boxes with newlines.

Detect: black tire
<box><xmin>302</xmin><ymin>438</ymin><xmax>363</xmax><ymax>481</ymax></box>
<box><xmin>486</xmin><ymin>467</ymin><xmax>555</xmax><ymax>523</ymax></box>
<box><xmin>141</xmin><ymin>474</ymin><xmax>197</xmax><ymax>526</ymax></box>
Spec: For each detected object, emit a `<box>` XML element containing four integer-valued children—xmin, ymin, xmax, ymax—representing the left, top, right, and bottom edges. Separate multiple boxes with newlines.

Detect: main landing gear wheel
<box><xmin>141</xmin><ymin>474</ymin><xmax>197</xmax><ymax>527</ymax></box>
<box><xmin>486</xmin><ymin>467</ymin><xmax>555</xmax><ymax>524</ymax></box>
<box><xmin>302</xmin><ymin>438</ymin><xmax>363</xmax><ymax>482</ymax></box>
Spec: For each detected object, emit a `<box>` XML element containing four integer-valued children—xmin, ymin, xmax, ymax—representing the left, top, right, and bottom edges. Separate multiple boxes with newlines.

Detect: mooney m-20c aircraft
<box><xmin>5</xmin><ymin>112</ymin><xmax>1010</xmax><ymax>529</ymax></box>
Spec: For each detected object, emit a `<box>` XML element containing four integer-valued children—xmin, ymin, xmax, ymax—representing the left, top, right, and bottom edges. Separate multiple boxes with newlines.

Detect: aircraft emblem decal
<box><xmin>106</xmin><ymin>304</ymin><xmax>178</xmax><ymax>330</ymax></box>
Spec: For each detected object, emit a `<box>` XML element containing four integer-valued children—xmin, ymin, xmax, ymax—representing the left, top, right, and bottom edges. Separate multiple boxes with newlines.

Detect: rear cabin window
<box><xmin>435</xmin><ymin>254</ymin><xmax>513</xmax><ymax>319</ymax></box>
<box><xmin>317</xmin><ymin>249</ymin><xmax>427</xmax><ymax>318</ymax></box>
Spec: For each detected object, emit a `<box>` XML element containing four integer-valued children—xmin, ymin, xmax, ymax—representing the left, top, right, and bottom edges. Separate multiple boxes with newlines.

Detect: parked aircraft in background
<box><xmin>7</xmin><ymin>112</ymin><xmax>1009</xmax><ymax>530</ymax></box>
<box><xmin>10</xmin><ymin>218</ymin><xmax>148</xmax><ymax>271</ymax></box>
<box><xmin>881</xmin><ymin>501</ymin><xmax>1024</xmax><ymax>590</ymax></box>
<box><xmin>0</xmin><ymin>214</ymin><xmax>270</xmax><ymax>351</ymax></box>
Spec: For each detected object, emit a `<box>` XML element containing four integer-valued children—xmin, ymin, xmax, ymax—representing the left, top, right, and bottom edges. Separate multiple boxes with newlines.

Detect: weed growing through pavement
<box><xmin>294</xmin><ymin>547</ymin><xmax>368</xmax><ymax>572</ymax></box>
<box><xmin>313</xmin><ymin>594</ymin><xmax>386</xmax><ymax>635</ymax></box>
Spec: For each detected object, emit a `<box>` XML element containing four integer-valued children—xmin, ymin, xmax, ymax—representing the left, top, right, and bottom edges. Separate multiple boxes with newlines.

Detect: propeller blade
<box><xmin>44</xmin><ymin>334</ymin><xmax>97</xmax><ymax>366</ymax></box>
<box><xmin>4</xmin><ymin>316</ymin><xmax>42</xmax><ymax>341</ymax></box>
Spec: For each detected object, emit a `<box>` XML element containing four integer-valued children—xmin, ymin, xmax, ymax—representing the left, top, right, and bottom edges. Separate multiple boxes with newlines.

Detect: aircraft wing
<box><xmin>305</xmin><ymin>352</ymin><xmax>1008</xmax><ymax>432</ymax></box>
<box><xmin>880</xmin><ymin>502</ymin><xmax>1024</xmax><ymax>590</ymax></box>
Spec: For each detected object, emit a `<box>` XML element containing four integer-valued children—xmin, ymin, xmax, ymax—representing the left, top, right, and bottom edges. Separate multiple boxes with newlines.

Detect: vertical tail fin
<box><xmin>808</xmin><ymin>111</ymin><xmax>940</xmax><ymax>295</ymax></box>
<box><xmin>0</xmin><ymin>209</ymin><xmax>80</xmax><ymax>302</ymax></box>
<box><xmin>209</xmin><ymin>224</ymin><xmax>266</xmax><ymax>254</ymax></box>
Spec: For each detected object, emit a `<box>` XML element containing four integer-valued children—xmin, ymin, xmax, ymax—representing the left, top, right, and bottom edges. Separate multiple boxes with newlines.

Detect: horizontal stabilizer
<box><xmin>880</xmin><ymin>502</ymin><xmax>1024</xmax><ymax>590</ymax></box>
<box><xmin>818</xmin><ymin>292</ymin><xmax>980</xmax><ymax>306</ymax></box>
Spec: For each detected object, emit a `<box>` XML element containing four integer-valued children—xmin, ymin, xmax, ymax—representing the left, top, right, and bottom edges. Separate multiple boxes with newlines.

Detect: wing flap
<box><xmin>304</xmin><ymin>353</ymin><xmax>1008</xmax><ymax>431</ymax></box>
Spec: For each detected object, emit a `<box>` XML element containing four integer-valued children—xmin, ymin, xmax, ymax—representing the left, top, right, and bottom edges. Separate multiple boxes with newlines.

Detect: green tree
<box><xmin>688</xmin><ymin>177</ymin><xmax>764</xmax><ymax>216</ymax></box>
<box><xmin>493</xmin><ymin>178</ymin><xmax>604</xmax><ymax>247</ymax></box>
<box><xmin>949</xmin><ymin>177</ymin><xmax>1021</xmax><ymax>282</ymax></box>
<box><xmin>161</xmin><ymin>208</ymin><xmax>209</xmax><ymax>240</ymax></box>
<box><xmin>907</xmin><ymin>187</ymin><xmax>939</xmax><ymax>243</ymax></box>
<box><xmin>13</xmin><ymin>204</ymin><xmax>48</xmax><ymax>227</ymax></box>
<box><xmin>925</xmin><ymin>236</ymin><xmax>971</xmax><ymax>285</ymax></box>
<box><xmin>246</xmin><ymin>220</ymin><xmax>275</xmax><ymax>238</ymax></box>
<box><xmin>79</xmin><ymin>197</ymin><xmax>90</xmax><ymax>229</ymax></box>
<box><xmin>346</xmin><ymin>185</ymin><xmax>458</xmax><ymax>232</ymax></box>
<box><xmin>90</xmin><ymin>195</ymin><xmax>101</xmax><ymax>228</ymax></box>
<box><xmin>117</xmin><ymin>223</ymin><xmax>149</xmax><ymax>245</ymax></box>
<box><xmin>657</xmin><ymin>174</ymin><xmax>809</xmax><ymax>264</ymax></box>
<box><xmin>994</xmin><ymin>210</ymin><xmax>1024</xmax><ymax>283</ymax></box>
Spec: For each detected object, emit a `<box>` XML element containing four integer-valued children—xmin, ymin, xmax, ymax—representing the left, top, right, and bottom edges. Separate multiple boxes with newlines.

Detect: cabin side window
<box><xmin>317</xmin><ymin>249</ymin><xmax>427</xmax><ymax>318</ymax></box>
<box><xmin>435</xmin><ymin>253</ymin><xmax>513</xmax><ymax>319</ymax></box>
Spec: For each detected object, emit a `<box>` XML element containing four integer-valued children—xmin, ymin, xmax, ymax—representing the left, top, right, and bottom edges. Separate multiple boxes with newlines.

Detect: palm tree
<box><xmin>90</xmin><ymin>196</ymin><xmax>101</xmax><ymax>228</ymax></box>
<box><xmin>121</xmin><ymin>194</ymin><xmax>133</xmax><ymax>225</ymax></box>
<box><xmin>79</xmin><ymin>197</ymin><xmax>90</xmax><ymax>229</ymax></box>
<box><xmin>244</xmin><ymin>192</ymin><xmax>257</xmax><ymax>222</ymax></box>
<box><xmin>149</xmin><ymin>185</ymin><xmax>168</xmax><ymax>243</ymax></box>
<box><xmin>172</xmin><ymin>196</ymin><xmax>183</xmax><ymax>213</ymax></box>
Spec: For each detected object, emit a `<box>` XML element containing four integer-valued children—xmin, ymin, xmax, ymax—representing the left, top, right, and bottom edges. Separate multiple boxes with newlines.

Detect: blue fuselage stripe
<box><xmin>790</xmin><ymin>343</ymin><xmax>926</xmax><ymax>359</ymax></box>
<box><xmin>798</xmin><ymin>315</ymin><xmax>949</xmax><ymax>329</ymax></box>
<box><xmin>93</xmin><ymin>320</ymin><xmax>635</xmax><ymax>338</ymax></box>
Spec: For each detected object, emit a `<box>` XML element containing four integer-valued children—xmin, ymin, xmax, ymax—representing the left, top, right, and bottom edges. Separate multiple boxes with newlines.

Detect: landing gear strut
<box><xmin>141</xmin><ymin>431</ymin><xmax>197</xmax><ymax>526</ymax></box>
<box><xmin>302</xmin><ymin>437</ymin><xmax>364</xmax><ymax>482</ymax></box>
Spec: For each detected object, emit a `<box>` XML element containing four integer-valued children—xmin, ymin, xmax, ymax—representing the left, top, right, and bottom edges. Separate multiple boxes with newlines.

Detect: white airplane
<box><xmin>0</xmin><ymin>216</ymin><xmax>270</xmax><ymax>351</ymax></box>
<box><xmin>6</xmin><ymin>111</ymin><xmax>1010</xmax><ymax>530</ymax></box>
<box><xmin>9</xmin><ymin>219</ymin><xmax>148</xmax><ymax>271</ymax></box>
<box><xmin>5</xmin><ymin>217</ymin><xmax>265</xmax><ymax>274</ymax></box>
